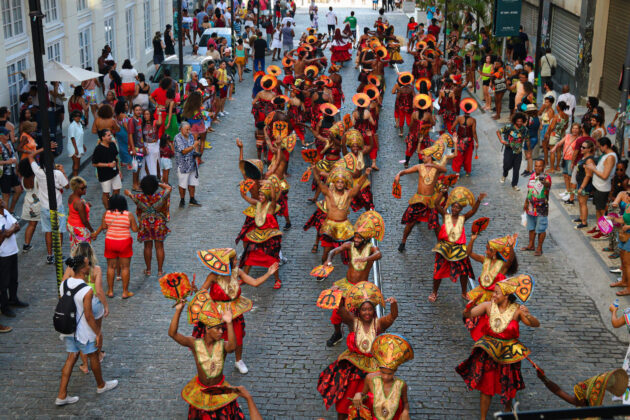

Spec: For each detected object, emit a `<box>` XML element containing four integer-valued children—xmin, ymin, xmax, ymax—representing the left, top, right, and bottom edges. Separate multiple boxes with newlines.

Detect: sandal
<box><xmin>79</xmin><ymin>364</ymin><xmax>89</xmax><ymax>374</ymax></box>
<box><xmin>122</xmin><ymin>292</ymin><xmax>135</xmax><ymax>299</ymax></box>
<box><xmin>311</xmin><ymin>244</ymin><xmax>319</xmax><ymax>254</ymax></box>
<box><xmin>273</xmin><ymin>279</ymin><xmax>282</xmax><ymax>289</ymax></box>
<box><xmin>428</xmin><ymin>292</ymin><xmax>438</xmax><ymax>303</ymax></box>
<box><xmin>520</xmin><ymin>246</ymin><xmax>535</xmax><ymax>251</ymax></box>
<box><xmin>616</xmin><ymin>290</ymin><xmax>630</xmax><ymax>296</ymax></box>
<box><xmin>534</xmin><ymin>250</ymin><xmax>543</xmax><ymax>256</ymax></box>
<box><xmin>107</xmin><ymin>292</ymin><xmax>114</xmax><ymax>298</ymax></box>
<box><xmin>143</xmin><ymin>269</ymin><xmax>151</xmax><ymax>277</ymax></box>
<box><xmin>157</xmin><ymin>271</ymin><xmax>165</xmax><ymax>277</ymax></box>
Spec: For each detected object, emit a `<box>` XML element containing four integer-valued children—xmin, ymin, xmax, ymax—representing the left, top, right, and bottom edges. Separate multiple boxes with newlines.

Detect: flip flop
<box><xmin>617</xmin><ymin>290</ymin><xmax>630</xmax><ymax>296</ymax></box>
<box><xmin>273</xmin><ymin>280</ymin><xmax>282</xmax><ymax>289</ymax></box>
<box><xmin>107</xmin><ymin>292</ymin><xmax>114</xmax><ymax>298</ymax></box>
<box><xmin>122</xmin><ymin>292</ymin><xmax>135</xmax><ymax>299</ymax></box>
<box><xmin>311</xmin><ymin>244</ymin><xmax>319</xmax><ymax>254</ymax></box>
<box><xmin>521</xmin><ymin>246</ymin><xmax>535</xmax><ymax>251</ymax></box>
<box><xmin>534</xmin><ymin>250</ymin><xmax>543</xmax><ymax>256</ymax></box>
<box><xmin>143</xmin><ymin>269</ymin><xmax>151</xmax><ymax>276</ymax></box>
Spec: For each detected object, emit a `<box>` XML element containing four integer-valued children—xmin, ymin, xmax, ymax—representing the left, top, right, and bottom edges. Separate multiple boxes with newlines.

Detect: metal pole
<box><xmin>616</xmin><ymin>22</ymin><xmax>630</xmax><ymax>156</ymax></box>
<box><xmin>534</xmin><ymin>0</ymin><xmax>544</xmax><ymax>86</ymax></box>
<box><xmin>177</xmin><ymin>0</ymin><xmax>184</xmax><ymax>97</ymax></box>
<box><xmin>256</xmin><ymin>0</ymin><xmax>260</xmax><ymax>29</ymax></box>
<box><xmin>28</xmin><ymin>0</ymin><xmax>63</xmax><ymax>292</ymax></box>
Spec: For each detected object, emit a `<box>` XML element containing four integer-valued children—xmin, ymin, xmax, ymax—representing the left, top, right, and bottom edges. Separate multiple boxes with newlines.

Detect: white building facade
<box><xmin>0</xmin><ymin>0</ymin><xmax>173</xmax><ymax>121</ymax></box>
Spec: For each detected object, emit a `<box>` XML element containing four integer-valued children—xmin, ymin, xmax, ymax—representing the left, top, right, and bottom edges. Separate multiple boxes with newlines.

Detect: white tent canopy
<box><xmin>26</xmin><ymin>61</ymin><xmax>101</xmax><ymax>83</ymax></box>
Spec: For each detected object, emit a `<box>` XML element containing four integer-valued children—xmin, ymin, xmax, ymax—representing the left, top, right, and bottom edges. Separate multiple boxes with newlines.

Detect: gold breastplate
<box><xmin>350</xmin><ymin>244</ymin><xmax>372</xmax><ymax>272</ymax></box>
<box><xmin>194</xmin><ymin>339</ymin><xmax>224</xmax><ymax>379</ymax></box>
<box><xmin>255</xmin><ymin>202</ymin><xmax>271</xmax><ymax>227</ymax></box>
<box><xmin>419</xmin><ymin>165</ymin><xmax>437</xmax><ymax>185</ymax></box>
<box><xmin>480</xmin><ymin>258</ymin><xmax>504</xmax><ymax>288</ymax></box>
<box><xmin>355</xmin><ymin>318</ymin><xmax>377</xmax><ymax>354</ymax></box>
<box><xmin>216</xmin><ymin>268</ymin><xmax>240</xmax><ymax>300</ymax></box>
<box><xmin>355</xmin><ymin>152</ymin><xmax>365</xmax><ymax>171</ymax></box>
<box><xmin>332</xmin><ymin>190</ymin><xmax>350</xmax><ymax>212</ymax></box>
<box><xmin>489</xmin><ymin>302</ymin><xmax>518</xmax><ymax>334</ymax></box>
<box><xmin>444</xmin><ymin>215</ymin><xmax>464</xmax><ymax>243</ymax></box>
<box><xmin>372</xmin><ymin>377</ymin><xmax>404</xmax><ymax>420</ymax></box>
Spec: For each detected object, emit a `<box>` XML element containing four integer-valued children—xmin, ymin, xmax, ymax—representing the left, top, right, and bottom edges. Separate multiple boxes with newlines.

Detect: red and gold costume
<box><xmin>183</xmin><ymin>299</ymin><xmax>253</xmax><ymax>420</ymax></box>
<box><xmin>251</xmin><ymin>99</ymin><xmax>274</xmax><ymax>125</ymax></box>
<box><xmin>239</xmin><ymin>183</ymin><xmax>283</xmax><ymax>268</ymax></box>
<box><xmin>235</xmin><ymin>159</ymin><xmax>264</xmax><ymax>245</ymax></box>
<box><xmin>466</xmin><ymin>235</ymin><xmax>518</xmax><ymax>303</ymax></box>
<box><xmin>318</xmin><ymin>282</ymin><xmax>384</xmax><ymax>415</ymax></box>
<box><xmin>452</xmin><ymin>116</ymin><xmax>475</xmax><ymax>174</ymax></box>
<box><xmin>456</xmin><ymin>278</ymin><xmax>532</xmax><ymax>405</ymax></box>
<box><xmin>395</xmin><ymin>90</ymin><xmax>414</xmax><ymax>130</ymax></box>
<box><xmin>193</xmin><ymin>248</ymin><xmax>253</xmax><ymax>347</ymax></box>
<box><xmin>438</xmin><ymin>85</ymin><xmax>458</xmax><ymax>134</ymax></box>
<box><xmin>341</xmin><ymin>129</ymin><xmax>374</xmax><ymax>212</ymax></box>
<box><xmin>320</xmin><ymin>167</ymin><xmax>355</xmax><ymax>259</ymax></box>
<box><xmin>432</xmin><ymin>187</ymin><xmax>476</xmax><ymax>282</ymax></box>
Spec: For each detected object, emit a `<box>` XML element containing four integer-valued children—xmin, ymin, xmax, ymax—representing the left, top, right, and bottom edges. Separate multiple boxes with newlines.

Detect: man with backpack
<box><xmin>540</xmin><ymin>47</ymin><xmax>557</xmax><ymax>88</ymax></box>
<box><xmin>55</xmin><ymin>255</ymin><xmax>118</xmax><ymax>406</ymax></box>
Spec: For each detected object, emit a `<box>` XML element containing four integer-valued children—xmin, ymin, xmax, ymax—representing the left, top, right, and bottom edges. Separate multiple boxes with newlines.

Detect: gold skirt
<box><xmin>320</xmin><ymin>219</ymin><xmax>354</xmax><ymax>242</ymax></box>
<box><xmin>181</xmin><ymin>376</ymin><xmax>239</xmax><ymax>411</ymax></box>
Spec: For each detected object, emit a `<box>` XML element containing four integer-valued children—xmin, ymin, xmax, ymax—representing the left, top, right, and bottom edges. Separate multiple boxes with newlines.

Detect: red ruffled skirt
<box><xmin>455</xmin><ymin>349</ymin><xmax>525</xmax><ymax>405</ymax></box>
<box><xmin>350</xmin><ymin>186</ymin><xmax>374</xmax><ymax>212</ymax></box>
<box><xmin>277</xmin><ymin>190</ymin><xmax>289</xmax><ymax>217</ymax></box>
<box><xmin>400</xmin><ymin>202</ymin><xmax>439</xmax><ymax>230</ymax></box>
<box><xmin>303</xmin><ymin>207</ymin><xmax>326</xmax><ymax>232</ymax></box>
<box><xmin>318</xmin><ymin>359</ymin><xmax>366</xmax><ymax>414</ymax></box>
<box><xmin>433</xmin><ymin>253</ymin><xmax>474</xmax><ymax>282</ymax></box>
<box><xmin>235</xmin><ymin>216</ymin><xmax>255</xmax><ymax>244</ymax></box>
<box><xmin>187</xmin><ymin>399</ymin><xmax>245</xmax><ymax>420</ymax></box>
<box><xmin>240</xmin><ymin>236</ymin><xmax>282</xmax><ymax>268</ymax></box>
<box><xmin>330</xmin><ymin>44</ymin><xmax>352</xmax><ymax>63</ymax></box>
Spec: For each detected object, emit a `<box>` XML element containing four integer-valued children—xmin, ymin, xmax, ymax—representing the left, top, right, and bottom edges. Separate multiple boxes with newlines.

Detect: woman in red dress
<box><xmin>330</xmin><ymin>29</ymin><xmax>353</xmax><ymax>66</ymax></box>
<box><xmin>318</xmin><ymin>282</ymin><xmax>398</xmax><ymax>420</ymax></box>
<box><xmin>456</xmin><ymin>277</ymin><xmax>540</xmax><ymax>419</ymax></box>
<box><xmin>238</xmin><ymin>180</ymin><xmax>283</xmax><ymax>289</ymax></box>
<box><xmin>193</xmin><ymin>248</ymin><xmax>278</xmax><ymax>375</ymax></box>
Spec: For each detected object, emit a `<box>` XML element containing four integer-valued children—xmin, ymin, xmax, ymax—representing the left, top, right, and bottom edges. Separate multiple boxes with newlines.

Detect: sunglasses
<box><xmin>580</xmin><ymin>145</ymin><xmax>590</xmax><ymax>149</ymax></box>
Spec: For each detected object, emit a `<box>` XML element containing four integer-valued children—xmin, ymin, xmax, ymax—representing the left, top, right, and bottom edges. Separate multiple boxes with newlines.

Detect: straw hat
<box><xmin>397</xmin><ymin>72</ymin><xmax>414</xmax><ymax>86</ymax></box>
<box><xmin>260</xmin><ymin>75</ymin><xmax>278</xmax><ymax>90</ymax></box>
<box><xmin>352</xmin><ymin>93</ymin><xmax>371</xmax><ymax>108</ymax></box>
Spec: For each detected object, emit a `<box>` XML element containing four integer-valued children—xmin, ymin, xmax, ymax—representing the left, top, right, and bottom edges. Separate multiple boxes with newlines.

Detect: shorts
<box><xmin>177</xmin><ymin>168</ymin><xmax>199</xmax><ymax>189</ymax></box>
<box><xmin>121</xmin><ymin>82</ymin><xmax>135</xmax><ymax>97</ymax></box>
<box><xmin>160</xmin><ymin>157</ymin><xmax>173</xmax><ymax>170</ymax></box>
<box><xmin>540</xmin><ymin>124</ymin><xmax>549</xmax><ymax>141</ymax></box>
<box><xmin>482</xmin><ymin>79</ymin><xmax>490</xmax><ymax>86</ymax></box>
<box><xmin>593</xmin><ymin>188</ymin><xmax>609</xmax><ymax>211</ymax></box>
<box><xmin>526</xmin><ymin>214</ymin><xmax>548</xmax><ymax>234</ymax></box>
<box><xmin>41</xmin><ymin>206</ymin><xmax>68</xmax><ymax>233</ymax></box>
<box><xmin>0</xmin><ymin>173</ymin><xmax>19</xmax><ymax>194</ymax></box>
<box><xmin>524</xmin><ymin>137</ymin><xmax>538</xmax><ymax>151</ymax></box>
<box><xmin>219</xmin><ymin>86</ymin><xmax>228</xmax><ymax>99</ymax></box>
<box><xmin>562</xmin><ymin>159</ymin><xmax>572</xmax><ymax>175</ymax></box>
<box><xmin>508</xmin><ymin>92</ymin><xmax>516</xmax><ymax>111</ymax></box>
<box><xmin>104</xmin><ymin>237</ymin><xmax>133</xmax><ymax>259</ymax></box>
<box><xmin>235</xmin><ymin>56</ymin><xmax>246</xmax><ymax>66</ymax></box>
<box><xmin>549</xmin><ymin>134</ymin><xmax>561</xmax><ymax>147</ymax></box>
<box><xmin>153</xmin><ymin>54</ymin><xmax>165</xmax><ymax>65</ymax></box>
<box><xmin>64</xmin><ymin>337</ymin><xmax>98</xmax><ymax>354</ymax></box>
<box><xmin>620</xmin><ymin>238</ymin><xmax>630</xmax><ymax>252</ymax></box>
<box><xmin>100</xmin><ymin>174</ymin><xmax>122</xmax><ymax>194</ymax></box>
<box><xmin>92</xmin><ymin>297</ymin><xmax>105</xmax><ymax>319</ymax></box>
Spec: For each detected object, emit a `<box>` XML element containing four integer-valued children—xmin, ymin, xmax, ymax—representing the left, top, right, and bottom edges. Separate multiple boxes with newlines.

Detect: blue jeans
<box><xmin>526</xmin><ymin>214</ymin><xmax>548</xmax><ymax>234</ymax></box>
<box><xmin>253</xmin><ymin>58</ymin><xmax>265</xmax><ymax>72</ymax></box>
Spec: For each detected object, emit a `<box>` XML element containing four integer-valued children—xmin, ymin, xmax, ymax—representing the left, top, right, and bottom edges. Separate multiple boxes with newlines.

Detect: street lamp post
<box><xmin>28</xmin><ymin>0</ymin><xmax>63</xmax><ymax>292</ymax></box>
<box><xmin>178</xmin><ymin>0</ymin><xmax>184</xmax><ymax>97</ymax></box>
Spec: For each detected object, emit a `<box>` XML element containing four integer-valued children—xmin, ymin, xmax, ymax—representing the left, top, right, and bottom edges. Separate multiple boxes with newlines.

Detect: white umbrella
<box><xmin>26</xmin><ymin>60</ymin><xmax>102</xmax><ymax>83</ymax></box>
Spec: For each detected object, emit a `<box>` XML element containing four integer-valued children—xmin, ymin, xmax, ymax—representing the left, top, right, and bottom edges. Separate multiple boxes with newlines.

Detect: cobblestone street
<box><xmin>0</xmin><ymin>7</ymin><xmax>628</xmax><ymax>420</ymax></box>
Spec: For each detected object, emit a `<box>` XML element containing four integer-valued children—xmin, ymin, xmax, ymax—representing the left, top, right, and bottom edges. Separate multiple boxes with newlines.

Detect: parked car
<box><xmin>198</xmin><ymin>27</ymin><xmax>233</xmax><ymax>56</ymax></box>
<box><xmin>149</xmin><ymin>55</ymin><xmax>215</xmax><ymax>89</ymax></box>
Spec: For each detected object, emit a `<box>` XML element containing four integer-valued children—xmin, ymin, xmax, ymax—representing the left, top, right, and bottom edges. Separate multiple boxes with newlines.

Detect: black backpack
<box><xmin>53</xmin><ymin>281</ymin><xmax>88</xmax><ymax>334</ymax></box>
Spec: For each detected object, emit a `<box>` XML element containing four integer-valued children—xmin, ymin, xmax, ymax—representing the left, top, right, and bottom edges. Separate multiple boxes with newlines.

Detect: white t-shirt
<box><xmin>119</xmin><ymin>68</ymin><xmax>138</xmax><ymax>84</ymax></box>
<box><xmin>326</xmin><ymin>11</ymin><xmax>337</xmax><ymax>25</ymax></box>
<box><xmin>558</xmin><ymin>92</ymin><xmax>576</xmax><ymax>116</ymax></box>
<box><xmin>31</xmin><ymin>161</ymin><xmax>68</xmax><ymax>210</ymax></box>
<box><xmin>592</xmin><ymin>152</ymin><xmax>617</xmax><ymax>192</ymax></box>
<box><xmin>281</xmin><ymin>16</ymin><xmax>295</xmax><ymax>26</ymax></box>
<box><xmin>0</xmin><ymin>210</ymin><xmax>18</xmax><ymax>257</ymax></box>
<box><xmin>543</xmin><ymin>89</ymin><xmax>557</xmax><ymax>104</ymax></box>
<box><xmin>218</xmin><ymin>1</ymin><xmax>228</xmax><ymax>12</ymax></box>
<box><xmin>59</xmin><ymin>278</ymin><xmax>96</xmax><ymax>344</ymax></box>
<box><xmin>49</xmin><ymin>83</ymin><xmax>65</xmax><ymax>106</ymax></box>
<box><xmin>527</xmin><ymin>71</ymin><xmax>535</xmax><ymax>84</ymax></box>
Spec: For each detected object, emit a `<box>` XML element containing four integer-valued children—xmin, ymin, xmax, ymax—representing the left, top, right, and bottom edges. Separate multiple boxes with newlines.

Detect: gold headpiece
<box><xmin>327</xmin><ymin>166</ymin><xmax>353</xmax><ymax>189</ymax></box>
<box><xmin>436</xmin><ymin>133</ymin><xmax>455</xmax><ymax>148</ymax></box>
<box><xmin>197</xmin><ymin>248</ymin><xmax>237</xmax><ymax>275</ymax></box>
<box><xmin>344</xmin><ymin>129</ymin><xmax>364</xmax><ymax>148</ymax></box>
<box><xmin>444</xmin><ymin>186</ymin><xmax>474</xmax><ymax>209</ymax></box>
<box><xmin>239</xmin><ymin>159</ymin><xmax>264</xmax><ymax>180</ymax></box>
<box><xmin>573</xmin><ymin>369</ymin><xmax>628</xmax><ymax>407</ymax></box>
<box><xmin>495</xmin><ymin>277</ymin><xmax>519</xmax><ymax>296</ymax></box>
<box><xmin>197</xmin><ymin>297</ymin><xmax>253</xmax><ymax>327</ymax></box>
<box><xmin>354</xmin><ymin>210</ymin><xmax>385</xmax><ymax>241</ymax></box>
<box><xmin>420</xmin><ymin>141</ymin><xmax>445</xmax><ymax>161</ymax></box>
<box><xmin>489</xmin><ymin>234</ymin><xmax>518</xmax><ymax>261</ymax></box>
<box><xmin>344</xmin><ymin>281</ymin><xmax>385</xmax><ymax>312</ymax></box>
<box><xmin>259</xmin><ymin>181</ymin><xmax>274</xmax><ymax>200</ymax></box>
<box><xmin>371</xmin><ymin>334</ymin><xmax>414</xmax><ymax>371</ymax></box>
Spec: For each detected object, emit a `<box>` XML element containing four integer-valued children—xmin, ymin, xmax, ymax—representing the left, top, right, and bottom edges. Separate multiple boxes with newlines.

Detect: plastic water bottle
<box><xmin>614</xmin><ymin>298</ymin><xmax>620</xmax><ymax>308</ymax></box>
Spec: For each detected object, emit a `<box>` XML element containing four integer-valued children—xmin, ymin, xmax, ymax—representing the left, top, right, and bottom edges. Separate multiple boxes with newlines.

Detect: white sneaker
<box><xmin>218</xmin><ymin>112</ymin><xmax>226</xmax><ymax>117</ymax></box>
<box><xmin>55</xmin><ymin>396</ymin><xmax>79</xmax><ymax>406</ymax></box>
<box><xmin>235</xmin><ymin>359</ymin><xmax>249</xmax><ymax>374</ymax></box>
<box><xmin>499</xmin><ymin>176</ymin><xmax>506</xmax><ymax>183</ymax></box>
<box><xmin>97</xmin><ymin>380</ymin><xmax>119</xmax><ymax>394</ymax></box>
<box><xmin>512</xmin><ymin>186</ymin><xmax>521</xmax><ymax>191</ymax></box>
<box><xmin>223</xmin><ymin>111</ymin><xmax>230</xmax><ymax>115</ymax></box>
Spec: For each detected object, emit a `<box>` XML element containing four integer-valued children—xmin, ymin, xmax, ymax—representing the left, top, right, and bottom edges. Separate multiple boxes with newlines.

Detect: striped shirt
<box><xmin>104</xmin><ymin>211</ymin><xmax>131</xmax><ymax>240</ymax></box>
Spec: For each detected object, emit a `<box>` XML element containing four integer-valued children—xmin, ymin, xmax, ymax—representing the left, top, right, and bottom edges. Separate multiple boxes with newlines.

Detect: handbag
<box><xmin>544</xmin><ymin>55</ymin><xmax>556</xmax><ymax>76</ymax></box>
